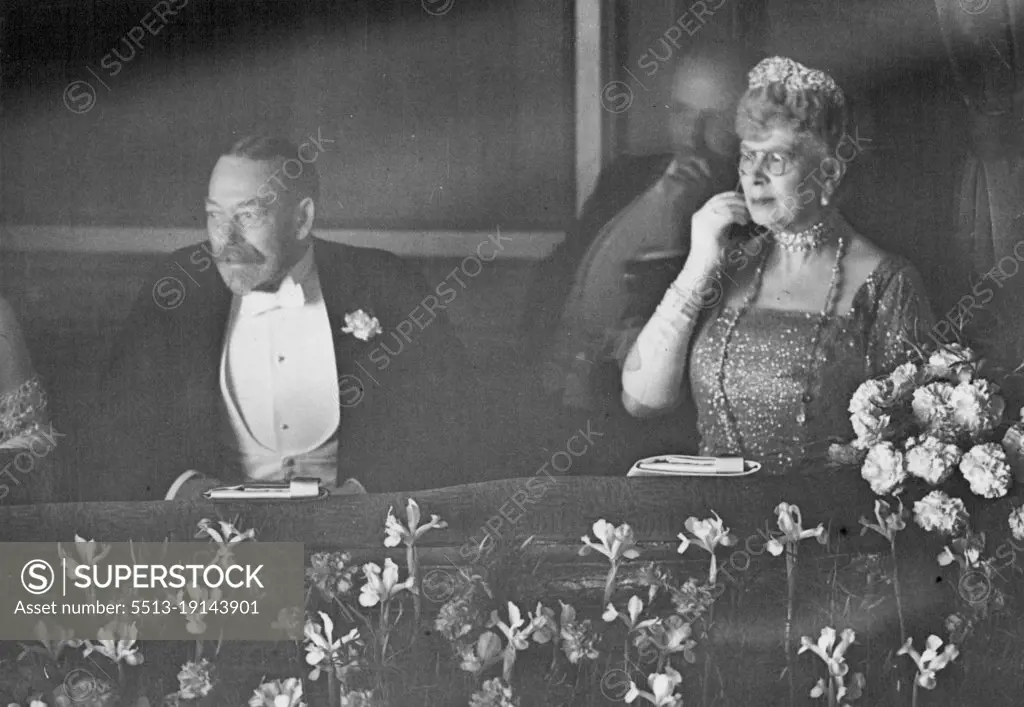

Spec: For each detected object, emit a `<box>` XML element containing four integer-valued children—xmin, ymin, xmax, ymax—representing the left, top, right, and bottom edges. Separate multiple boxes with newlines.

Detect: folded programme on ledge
<box><xmin>626</xmin><ymin>455</ymin><xmax>762</xmax><ymax>478</ymax></box>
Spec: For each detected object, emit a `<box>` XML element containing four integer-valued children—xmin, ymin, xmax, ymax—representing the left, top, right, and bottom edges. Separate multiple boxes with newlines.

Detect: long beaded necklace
<box><xmin>714</xmin><ymin>218</ymin><xmax>847</xmax><ymax>454</ymax></box>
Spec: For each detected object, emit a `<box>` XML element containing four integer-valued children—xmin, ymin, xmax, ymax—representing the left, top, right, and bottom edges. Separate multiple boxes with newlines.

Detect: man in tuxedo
<box><xmin>521</xmin><ymin>44</ymin><xmax>760</xmax><ymax>472</ymax></box>
<box><xmin>80</xmin><ymin>134</ymin><xmax>486</xmax><ymax>500</ymax></box>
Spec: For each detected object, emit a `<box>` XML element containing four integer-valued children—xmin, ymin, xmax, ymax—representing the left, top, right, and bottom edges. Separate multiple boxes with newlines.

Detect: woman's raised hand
<box><xmin>689</xmin><ymin>191</ymin><xmax>750</xmax><ymax>265</ymax></box>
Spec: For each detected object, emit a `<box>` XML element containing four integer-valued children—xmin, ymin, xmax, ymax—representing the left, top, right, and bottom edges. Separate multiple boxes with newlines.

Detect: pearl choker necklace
<box><xmin>774</xmin><ymin>217</ymin><xmax>832</xmax><ymax>252</ymax></box>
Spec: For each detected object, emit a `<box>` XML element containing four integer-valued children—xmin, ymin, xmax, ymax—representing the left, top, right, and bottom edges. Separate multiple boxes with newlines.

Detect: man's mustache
<box><xmin>208</xmin><ymin>241</ymin><xmax>264</xmax><ymax>264</ymax></box>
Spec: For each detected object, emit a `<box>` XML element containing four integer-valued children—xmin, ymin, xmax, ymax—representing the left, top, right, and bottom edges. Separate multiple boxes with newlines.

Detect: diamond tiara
<box><xmin>747</xmin><ymin>56</ymin><xmax>845</xmax><ymax>107</ymax></box>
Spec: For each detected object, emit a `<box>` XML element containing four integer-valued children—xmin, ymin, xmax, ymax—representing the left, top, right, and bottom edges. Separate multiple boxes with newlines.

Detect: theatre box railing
<box><xmin>0</xmin><ymin>475</ymin><xmax>1017</xmax><ymax>706</ymax></box>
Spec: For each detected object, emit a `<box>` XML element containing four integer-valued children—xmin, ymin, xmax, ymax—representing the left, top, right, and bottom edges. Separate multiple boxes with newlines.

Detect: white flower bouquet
<box><xmin>830</xmin><ymin>343</ymin><xmax>1019</xmax><ymax>501</ymax></box>
<box><xmin>831</xmin><ymin>342</ymin><xmax>1024</xmax><ymax>652</ymax></box>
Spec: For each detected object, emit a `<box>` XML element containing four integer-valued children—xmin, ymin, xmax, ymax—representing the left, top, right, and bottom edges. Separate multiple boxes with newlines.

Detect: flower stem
<box><xmin>603</xmin><ymin>563</ymin><xmax>618</xmax><ymax>609</ymax></box>
<box><xmin>342</xmin><ymin>600</ymin><xmax>375</xmax><ymax>641</ymax></box>
<box><xmin>379</xmin><ymin>601</ymin><xmax>391</xmax><ymax>667</ymax></box>
<box><xmin>503</xmin><ymin>646</ymin><xmax>516</xmax><ymax>683</ymax></box>
<box><xmin>828</xmin><ymin>675</ymin><xmax>837</xmax><ymax>707</ymax></box>
<box><xmin>912</xmin><ymin>679</ymin><xmax>919</xmax><ymax>707</ymax></box>
<box><xmin>408</xmin><ymin>544</ymin><xmax>420</xmax><ymax>624</ymax></box>
<box><xmin>890</xmin><ymin>536</ymin><xmax>906</xmax><ymax>645</ymax></box>
<box><xmin>328</xmin><ymin>671</ymin><xmax>340</xmax><ymax>706</ymax></box>
<box><xmin>622</xmin><ymin>635</ymin><xmax>629</xmax><ymax>676</ymax></box>
<box><xmin>335</xmin><ymin>597</ymin><xmax>355</xmax><ymax>624</ymax></box>
<box><xmin>702</xmin><ymin>603</ymin><xmax>715</xmax><ymax>707</ymax></box>
<box><xmin>785</xmin><ymin>544</ymin><xmax>797</xmax><ymax>707</ymax></box>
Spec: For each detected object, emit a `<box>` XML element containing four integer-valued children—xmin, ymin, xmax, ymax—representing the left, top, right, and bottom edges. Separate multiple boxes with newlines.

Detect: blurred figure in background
<box><xmin>0</xmin><ymin>295</ymin><xmax>57</xmax><ymax>504</ymax></box>
<box><xmin>519</xmin><ymin>42</ymin><xmax>762</xmax><ymax>473</ymax></box>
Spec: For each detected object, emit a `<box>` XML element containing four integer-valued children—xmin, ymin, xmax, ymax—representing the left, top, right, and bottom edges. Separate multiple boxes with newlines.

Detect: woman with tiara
<box><xmin>621</xmin><ymin>56</ymin><xmax>936</xmax><ymax>474</ymax></box>
<box><xmin>0</xmin><ymin>294</ymin><xmax>56</xmax><ymax>503</ymax></box>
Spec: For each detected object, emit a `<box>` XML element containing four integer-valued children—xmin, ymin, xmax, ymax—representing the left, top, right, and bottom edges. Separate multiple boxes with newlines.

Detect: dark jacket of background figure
<box><xmin>520</xmin><ymin>152</ymin><xmax>734</xmax><ymax>473</ymax></box>
<box><xmin>521</xmin><ymin>153</ymin><xmax>675</xmax><ymax>359</ymax></box>
<box><xmin>76</xmin><ymin>237</ymin><xmax>489</xmax><ymax>501</ymax></box>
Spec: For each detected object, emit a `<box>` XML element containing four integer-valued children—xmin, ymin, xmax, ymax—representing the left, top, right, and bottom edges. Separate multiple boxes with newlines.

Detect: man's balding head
<box><xmin>668</xmin><ymin>44</ymin><xmax>762</xmax><ymax>160</ymax></box>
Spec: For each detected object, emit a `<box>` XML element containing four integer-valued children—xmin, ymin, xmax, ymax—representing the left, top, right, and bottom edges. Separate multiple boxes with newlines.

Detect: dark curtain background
<box><xmin>765</xmin><ymin>0</ymin><xmax>968</xmax><ymax>316</ymax></box>
<box><xmin>2</xmin><ymin>0</ymin><xmax>576</xmax><ymax>232</ymax></box>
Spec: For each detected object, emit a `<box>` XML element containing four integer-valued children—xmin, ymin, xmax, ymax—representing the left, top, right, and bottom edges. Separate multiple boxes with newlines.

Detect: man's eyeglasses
<box><xmin>206</xmin><ymin>204</ymin><xmax>271</xmax><ymax>235</ymax></box>
<box><xmin>738</xmin><ymin>149</ymin><xmax>796</xmax><ymax>177</ymax></box>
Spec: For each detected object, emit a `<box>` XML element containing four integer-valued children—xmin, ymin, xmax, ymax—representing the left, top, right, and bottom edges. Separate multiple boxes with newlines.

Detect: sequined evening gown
<box><xmin>689</xmin><ymin>255</ymin><xmax>934</xmax><ymax>474</ymax></box>
<box><xmin>0</xmin><ymin>296</ymin><xmax>55</xmax><ymax>503</ymax></box>
<box><xmin>0</xmin><ymin>376</ymin><xmax>49</xmax><ymax>449</ymax></box>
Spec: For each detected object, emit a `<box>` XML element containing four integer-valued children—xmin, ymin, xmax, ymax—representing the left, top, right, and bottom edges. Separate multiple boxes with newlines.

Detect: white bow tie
<box><xmin>238</xmin><ymin>278</ymin><xmax>306</xmax><ymax>318</ymax></box>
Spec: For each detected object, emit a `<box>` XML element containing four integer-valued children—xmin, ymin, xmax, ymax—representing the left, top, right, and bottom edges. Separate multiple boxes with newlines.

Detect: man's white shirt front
<box><xmin>219</xmin><ymin>245</ymin><xmax>341</xmax><ymax>484</ymax></box>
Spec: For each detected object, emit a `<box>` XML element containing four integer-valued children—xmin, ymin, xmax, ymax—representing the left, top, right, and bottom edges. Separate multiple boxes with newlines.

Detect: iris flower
<box><xmin>83</xmin><ymin>621</ymin><xmax>144</xmax><ymax>666</ymax></box>
<box><xmin>602</xmin><ymin>595</ymin><xmax>652</xmax><ymax>631</ymax></box>
<box><xmin>304</xmin><ymin>611</ymin><xmax>360</xmax><ymax>681</ymax></box>
<box><xmin>196</xmin><ymin>517</ymin><xmax>256</xmax><ymax>566</ymax></box>
<box><xmin>383</xmin><ymin>498</ymin><xmax>447</xmax><ymax>548</ymax></box>
<box><xmin>809</xmin><ymin>672</ymin><xmax>865</xmax><ymax>703</ymax></box>
<box><xmin>488</xmin><ymin>601</ymin><xmax>547</xmax><ymax>681</ymax></box>
<box><xmin>859</xmin><ymin>499</ymin><xmax>906</xmax><ymax>542</ymax></box>
<box><xmin>17</xmin><ymin>620</ymin><xmax>82</xmax><ymax>662</ymax></box>
<box><xmin>799</xmin><ymin>628</ymin><xmax>865</xmax><ymax>705</ymax></box>
<box><xmin>358</xmin><ymin>558</ymin><xmax>413</xmax><ymax>608</ymax></box>
<box><xmin>530</xmin><ymin>602</ymin><xmax>558</xmax><ymax>645</ymax></box>
<box><xmin>936</xmin><ymin>529</ymin><xmax>985</xmax><ymax>569</ymax></box>
<box><xmin>489</xmin><ymin>601</ymin><xmax>539</xmax><ymax>652</ymax></box>
<box><xmin>767</xmin><ymin>503</ymin><xmax>828</xmax><ymax>555</ymax></box>
<box><xmin>57</xmin><ymin>534</ymin><xmax>111</xmax><ymax>578</ymax></box>
<box><xmin>898</xmin><ymin>635</ymin><xmax>958</xmax><ymax>689</ymax></box>
<box><xmin>640</xmin><ymin>615</ymin><xmax>697</xmax><ymax>664</ymax></box>
<box><xmin>624</xmin><ymin>666</ymin><xmax>684</xmax><ymax>706</ymax></box>
<box><xmin>579</xmin><ymin>519</ymin><xmax>640</xmax><ymax>562</ymax></box>
<box><xmin>247</xmin><ymin>677</ymin><xmax>306</xmax><ymax>707</ymax></box>
<box><xmin>458</xmin><ymin>631</ymin><xmax>502</xmax><ymax>674</ymax></box>
<box><xmin>676</xmin><ymin>512</ymin><xmax>736</xmax><ymax>585</ymax></box>
<box><xmin>799</xmin><ymin>627</ymin><xmax>855</xmax><ymax>679</ymax></box>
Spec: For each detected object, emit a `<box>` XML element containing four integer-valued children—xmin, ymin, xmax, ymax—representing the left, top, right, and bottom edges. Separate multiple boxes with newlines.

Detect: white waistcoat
<box><xmin>218</xmin><ymin>246</ymin><xmax>341</xmax><ymax>484</ymax></box>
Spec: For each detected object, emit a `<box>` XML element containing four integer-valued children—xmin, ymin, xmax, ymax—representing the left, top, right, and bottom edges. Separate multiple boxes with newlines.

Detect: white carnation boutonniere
<box><xmin>341</xmin><ymin>309</ymin><xmax>383</xmax><ymax>341</ymax></box>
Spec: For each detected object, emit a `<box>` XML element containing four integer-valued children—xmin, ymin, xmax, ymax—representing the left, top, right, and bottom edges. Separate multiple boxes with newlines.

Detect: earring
<box><xmin>822</xmin><ymin>180</ymin><xmax>838</xmax><ymax>208</ymax></box>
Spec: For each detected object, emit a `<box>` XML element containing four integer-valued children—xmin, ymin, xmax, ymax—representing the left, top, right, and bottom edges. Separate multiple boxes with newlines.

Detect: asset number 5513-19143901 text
<box><xmin>130</xmin><ymin>599</ymin><xmax>259</xmax><ymax>615</ymax></box>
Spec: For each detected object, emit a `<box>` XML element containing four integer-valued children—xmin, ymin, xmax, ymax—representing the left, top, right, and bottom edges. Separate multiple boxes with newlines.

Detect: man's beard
<box><xmin>214</xmin><ymin>249</ymin><xmax>281</xmax><ymax>295</ymax></box>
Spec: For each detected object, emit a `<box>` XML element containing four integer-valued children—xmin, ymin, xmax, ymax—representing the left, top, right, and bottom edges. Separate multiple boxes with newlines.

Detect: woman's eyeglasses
<box><xmin>738</xmin><ymin>149</ymin><xmax>796</xmax><ymax>177</ymax></box>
